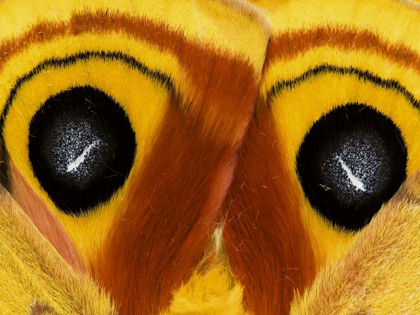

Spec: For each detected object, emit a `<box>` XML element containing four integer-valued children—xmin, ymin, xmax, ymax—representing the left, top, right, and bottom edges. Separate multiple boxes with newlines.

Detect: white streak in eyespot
<box><xmin>337</xmin><ymin>156</ymin><xmax>366</xmax><ymax>192</ymax></box>
<box><xmin>66</xmin><ymin>140</ymin><xmax>99</xmax><ymax>172</ymax></box>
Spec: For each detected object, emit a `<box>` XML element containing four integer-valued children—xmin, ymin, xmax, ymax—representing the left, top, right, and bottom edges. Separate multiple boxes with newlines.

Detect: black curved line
<box><xmin>266</xmin><ymin>64</ymin><xmax>420</xmax><ymax>110</ymax></box>
<box><xmin>0</xmin><ymin>51</ymin><xmax>175</xmax><ymax>189</ymax></box>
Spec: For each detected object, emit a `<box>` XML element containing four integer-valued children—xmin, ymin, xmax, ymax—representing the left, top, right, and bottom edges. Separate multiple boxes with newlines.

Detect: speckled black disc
<box><xmin>29</xmin><ymin>86</ymin><xmax>136</xmax><ymax>215</ymax></box>
<box><xmin>296</xmin><ymin>103</ymin><xmax>407</xmax><ymax>231</ymax></box>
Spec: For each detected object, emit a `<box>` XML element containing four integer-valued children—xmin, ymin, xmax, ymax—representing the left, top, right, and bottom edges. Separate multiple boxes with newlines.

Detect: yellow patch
<box><xmin>164</xmin><ymin>227</ymin><xmax>248</xmax><ymax>315</ymax></box>
<box><xmin>0</xmin><ymin>33</ymin><xmax>182</xmax><ymax>103</ymax></box>
<box><xmin>164</xmin><ymin>265</ymin><xmax>247</xmax><ymax>315</ymax></box>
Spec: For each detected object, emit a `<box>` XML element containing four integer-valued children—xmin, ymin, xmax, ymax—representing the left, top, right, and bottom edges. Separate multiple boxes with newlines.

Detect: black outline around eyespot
<box><xmin>265</xmin><ymin>64</ymin><xmax>418</xmax><ymax>231</ymax></box>
<box><xmin>266</xmin><ymin>64</ymin><xmax>420</xmax><ymax>110</ymax></box>
<box><xmin>296</xmin><ymin>103</ymin><xmax>407</xmax><ymax>231</ymax></box>
<box><xmin>0</xmin><ymin>51</ymin><xmax>175</xmax><ymax>189</ymax></box>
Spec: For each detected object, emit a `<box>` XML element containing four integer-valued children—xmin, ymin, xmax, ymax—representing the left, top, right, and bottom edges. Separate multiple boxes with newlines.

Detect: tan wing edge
<box><xmin>291</xmin><ymin>171</ymin><xmax>420</xmax><ymax>315</ymax></box>
<box><xmin>0</xmin><ymin>185</ymin><xmax>117</xmax><ymax>315</ymax></box>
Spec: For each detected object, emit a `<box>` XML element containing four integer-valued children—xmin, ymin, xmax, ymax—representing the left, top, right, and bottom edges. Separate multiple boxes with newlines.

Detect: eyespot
<box><xmin>28</xmin><ymin>86</ymin><xmax>136</xmax><ymax>215</ymax></box>
<box><xmin>296</xmin><ymin>103</ymin><xmax>407</xmax><ymax>231</ymax></box>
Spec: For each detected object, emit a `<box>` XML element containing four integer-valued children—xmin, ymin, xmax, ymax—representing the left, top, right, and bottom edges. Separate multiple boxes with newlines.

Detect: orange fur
<box><xmin>223</xmin><ymin>105</ymin><xmax>316</xmax><ymax>314</ymax></box>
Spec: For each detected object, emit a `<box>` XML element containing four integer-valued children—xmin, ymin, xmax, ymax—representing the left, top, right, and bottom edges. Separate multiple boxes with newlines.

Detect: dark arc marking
<box><xmin>0</xmin><ymin>51</ymin><xmax>174</xmax><ymax>190</ymax></box>
<box><xmin>266</xmin><ymin>64</ymin><xmax>420</xmax><ymax>110</ymax></box>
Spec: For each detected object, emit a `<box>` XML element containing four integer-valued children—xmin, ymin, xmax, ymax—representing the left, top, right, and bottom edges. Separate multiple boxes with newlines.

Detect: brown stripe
<box><xmin>94</xmin><ymin>101</ymin><xmax>238</xmax><ymax>314</ymax></box>
<box><xmin>1</xmin><ymin>11</ymin><xmax>260</xmax><ymax>314</ymax></box>
<box><xmin>223</xmin><ymin>104</ymin><xmax>317</xmax><ymax>315</ymax></box>
<box><xmin>90</xmin><ymin>29</ymin><xmax>259</xmax><ymax>311</ymax></box>
<box><xmin>265</xmin><ymin>26</ymin><xmax>420</xmax><ymax>73</ymax></box>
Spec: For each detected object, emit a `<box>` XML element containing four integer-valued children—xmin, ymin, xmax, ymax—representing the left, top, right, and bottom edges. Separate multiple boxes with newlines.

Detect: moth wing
<box><xmin>0</xmin><ymin>185</ymin><xmax>116</xmax><ymax>315</ymax></box>
<box><xmin>290</xmin><ymin>171</ymin><xmax>420</xmax><ymax>315</ymax></box>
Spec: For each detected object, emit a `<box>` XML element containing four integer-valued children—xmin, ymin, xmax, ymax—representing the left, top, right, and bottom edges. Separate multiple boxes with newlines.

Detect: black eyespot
<box><xmin>296</xmin><ymin>103</ymin><xmax>407</xmax><ymax>231</ymax></box>
<box><xmin>29</xmin><ymin>86</ymin><xmax>136</xmax><ymax>215</ymax></box>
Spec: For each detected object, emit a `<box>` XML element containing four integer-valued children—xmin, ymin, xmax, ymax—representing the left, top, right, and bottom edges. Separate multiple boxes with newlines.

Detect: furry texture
<box><xmin>290</xmin><ymin>171</ymin><xmax>420</xmax><ymax>314</ymax></box>
<box><xmin>0</xmin><ymin>185</ymin><xmax>116</xmax><ymax>314</ymax></box>
<box><xmin>2</xmin><ymin>0</ymin><xmax>420</xmax><ymax>314</ymax></box>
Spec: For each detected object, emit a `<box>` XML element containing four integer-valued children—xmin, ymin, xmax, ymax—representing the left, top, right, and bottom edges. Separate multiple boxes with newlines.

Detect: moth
<box><xmin>1</xmin><ymin>0</ymin><xmax>420</xmax><ymax>314</ymax></box>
